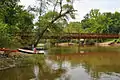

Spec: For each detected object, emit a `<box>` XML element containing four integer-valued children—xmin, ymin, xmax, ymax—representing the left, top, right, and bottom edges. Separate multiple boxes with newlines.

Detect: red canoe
<box><xmin>0</xmin><ymin>48</ymin><xmax>18</xmax><ymax>52</ymax></box>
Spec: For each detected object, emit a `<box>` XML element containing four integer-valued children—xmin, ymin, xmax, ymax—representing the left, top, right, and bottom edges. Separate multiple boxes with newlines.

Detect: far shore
<box><xmin>95</xmin><ymin>41</ymin><xmax>120</xmax><ymax>47</ymax></box>
<box><xmin>55</xmin><ymin>41</ymin><xmax>120</xmax><ymax>47</ymax></box>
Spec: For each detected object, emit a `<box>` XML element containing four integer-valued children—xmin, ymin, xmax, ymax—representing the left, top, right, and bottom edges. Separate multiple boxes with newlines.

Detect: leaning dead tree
<box><xmin>33</xmin><ymin>0</ymin><xmax>76</xmax><ymax>47</ymax></box>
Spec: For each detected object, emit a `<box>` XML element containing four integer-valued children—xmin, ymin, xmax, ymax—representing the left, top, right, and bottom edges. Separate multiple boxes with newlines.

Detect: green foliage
<box><xmin>81</xmin><ymin>9</ymin><xmax>120</xmax><ymax>34</ymax></box>
<box><xmin>0</xmin><ymin>23</ymin><xmax>8</xmax><ymax>47</ymax></box>
<box><xmin>36</xmin><ymin>11</ymin><xmax>67</xmax><ymax>36</ymax></box>
<box><xmin>33</xmin><ymin>0</ymin><xmax>76</xmax><ymax>46</ymax></box>
<box><xmin>0</xmin><ymin>0</ymin><xmax>21</xmax><ymax>25</ymax></box>
<box><xmin>64</xmin><ymin>22</ymin><xmax>82</xmax><ymax>33</ymax></box>
<box><xmin>1</xmin><ymin>0</ymin><xmax>120</xmax><ymax>47</ymax></box>
<box><xmin>16</xmin><ymin>10</ymin><xmax>34</xmax><ymax>46</ymax></box>
<box><xmin>0</xmin><ymin>0</ymin><xmax>34</xmax><ymax>47</ymax></box>
<box><xmin>0</xmin><ymin>22</ymin><xmax>21</xmax><ymax>48</ymax></box>
<box><xmin>63</xmin><ymin>4</ymin><xmax>74</xmax><ymax>10</ymax></box>
<box><xmin>0</xmin><ymin>22</ymin><xmax>12</xmax><ymax>47</ymax></box>
<box><xmin>66</xmin><ymin>0</ymin><xmax>71</xmax><ymax>2</ymax></box>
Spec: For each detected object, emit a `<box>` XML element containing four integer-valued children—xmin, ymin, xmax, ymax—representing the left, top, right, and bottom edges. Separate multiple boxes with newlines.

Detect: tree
<box><xmin>0</xmin><ymin>0</ymin><xmax>35</xmax><ymax>47</ymax></box>
<box><xmin>81</xmin><ymin>9</ymin><xmax>110</xmax><ymax>34</ymax></box>
<box><xmin>81</xmin><ymin>9</ymin><xmax>101</xmax><ymax>30</ymax></box>
<box><xmin>64</xmin><ymin>22</ymin><xmax>82</xmax><ymax>33</ymax></box>
<box><xmin>16</xmin><ymin>10</ymin><xmax>34</xmax><ymax>46</ymax></box>
<box><xmin>106</xmin><ymin>12</ymin><xmax>120</xmax><ymax>34</ymax></box>
<box><xmin>34</xmin><ymin>0</ymin><xmax>76</xmax><ymax>47</ymax></box>
<box><xmin>0</xmin><ymin>0</ymin><xmax>21</xmax><ymax>25</ymax></box>
<box><xmin>0</xmin><ymin>22</ymin><xmax>12</xmax><ymax>47</ymax></box>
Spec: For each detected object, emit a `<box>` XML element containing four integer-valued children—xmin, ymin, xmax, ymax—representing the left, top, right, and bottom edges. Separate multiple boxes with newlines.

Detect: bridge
<box><xmin>15</xmin><ymin>33</ymin><xmax>120</xmax><ymax>39</ymax></box>
<box><xmin>44</xmin><ymin>33</ymin><xmax>120</xmax><ymax>39</ymax></box>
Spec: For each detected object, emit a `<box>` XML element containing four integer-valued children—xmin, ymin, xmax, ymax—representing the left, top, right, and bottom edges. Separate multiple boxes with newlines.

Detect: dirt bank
<box><xmin>55</xmin><ymin>43</ymin><xmax>76</xmax><ymax>47</ymax></box>
<box><xmin>0</xmin><ymin>52</ymin><xmax>25</xmax><ymax>70</ymax></box>
<box><xmin>96</xmin><ymin>41</ymin><xmax>120</xmax><ymax>46</ymax></box>
<box><xmin>0</xmin><ymin>51</ymin><xmax>44</xmax><ymax>71</ymax></box>
<box><xmin>56</xmin><ymin>41</ymin><xmax>120</xmax><ymax>47</ymax></box>
<box><xmin>95</xmin><ymin>41</ymin><xmax>113</xmax><ymax>46</ymax></box>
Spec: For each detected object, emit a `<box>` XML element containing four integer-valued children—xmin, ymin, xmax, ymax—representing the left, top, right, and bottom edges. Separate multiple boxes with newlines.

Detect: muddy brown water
<box><xmin>1</xmin><ymin>46</ymin><xmax>120</xmax><ymax>80</ymax></box>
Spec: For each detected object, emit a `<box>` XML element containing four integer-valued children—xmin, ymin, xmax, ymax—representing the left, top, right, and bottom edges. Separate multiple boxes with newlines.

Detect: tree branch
<box><xmin>59</xmin><ymin>0</ymin><xmax>63</xmax><ymax>15</ymax></box>
<box><xmin>34</xmin><ymin>9</ymin><xmax>76</xmax><ymax>47</ymax></box>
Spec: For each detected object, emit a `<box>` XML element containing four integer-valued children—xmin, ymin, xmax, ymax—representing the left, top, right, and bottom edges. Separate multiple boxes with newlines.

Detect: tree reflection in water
<box><xmin>31</xmin><ymin>65</ymin><xmax>39</xmax><ymax>80</ymax></box>
<box><xmin>0</xmin><ymin>56</ymin><xmax>66</xmax><ymax>80</ymax></box>
<box><xmin>48</xmin><ymin>50</ymin><xmax>120</xmax><ymax>80</ymax></box>
<box><xmin>1</xmin><ymin>46</ymin><xmax>120</xmax><ymax>80</ymax></box>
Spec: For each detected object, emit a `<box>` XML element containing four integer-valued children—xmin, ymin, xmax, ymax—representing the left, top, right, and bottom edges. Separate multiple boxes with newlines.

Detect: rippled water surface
<box><xmin>1</xmin><ymin>46</ymin><xmax>120</xmax><ymax>80</ymax></box>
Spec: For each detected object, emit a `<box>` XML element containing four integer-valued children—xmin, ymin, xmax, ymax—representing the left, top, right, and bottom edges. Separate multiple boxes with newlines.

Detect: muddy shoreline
<box><xmin>0</xmin><ymin>52</ymin><xmax>27</xmax><ymax>71</ymax></box>
<box><xmin>0</xmin><ymin>52</ymin><xmax>44</xmax><ymax>71</ymax></box>
<box><xmin>56</xmin><ymin>41</ymin><xmax>120</xmax><ymax>47</ymax></box>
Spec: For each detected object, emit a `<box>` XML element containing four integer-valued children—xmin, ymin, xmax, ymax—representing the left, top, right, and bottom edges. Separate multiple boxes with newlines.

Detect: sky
<box><xmin>20</xmin><ymin>0</ymin><xmax>120</xmax><ymax>22</ymax></box>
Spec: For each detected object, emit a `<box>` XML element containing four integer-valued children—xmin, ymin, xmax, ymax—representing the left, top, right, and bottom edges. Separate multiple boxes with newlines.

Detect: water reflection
<box><xmin>1</xmin><ymin>46</ymin><xmax>120</xmax><ymax>80</ymax></box>
<box><xmin>0</xmin><ymin>66</ymin><xmax>34</xmax><ymax>80</ymax></box>
<box><xmin>31</xmin><ymin>65</ymin><xmax>39</xmax><ymax>80</ymax></box>
<box><xmin>0</xmin><ymin>64</ymin><xmax>66</xmax><ymax>80</ymax></box>
<box><xmin>48</xmin><ymin>46</ymin><xmax>120</xmax><ymax>80</ymax></box>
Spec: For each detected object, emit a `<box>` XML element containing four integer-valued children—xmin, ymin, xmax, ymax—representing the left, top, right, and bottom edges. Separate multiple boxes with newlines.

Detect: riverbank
<box><xmin>0</xmin><ymin>51</ymin><xmax>45</xmax><ymax>71</ymax></box>
<box><xmin>0</xmin><ymin>52</ymin><xmax>24</xmax><ymax>70</ymax></box>
<box><xmin>56</xmin><ymin>41</ymin><xmax>120</xmax><ymax>47</ymax></box>
<box><xmin>0</xmin><ymin>58</ymin><xmax>16</xmax><ymax>70</ymax></box>
<box><xmin>95</xmin><ymin>41</ymin><xmax>120</xmax><ymax>46</ymax></box>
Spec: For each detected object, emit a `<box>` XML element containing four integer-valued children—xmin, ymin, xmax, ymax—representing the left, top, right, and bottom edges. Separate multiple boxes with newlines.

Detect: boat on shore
<box><xmin>17</xmin><ymin>47</ymin><xmax>47</xmax><ymax>54</ymax></box>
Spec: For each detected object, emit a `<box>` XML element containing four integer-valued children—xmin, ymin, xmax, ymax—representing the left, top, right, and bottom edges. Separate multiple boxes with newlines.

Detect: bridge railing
<box><xmin>13</xmin><ymin>32</ymin><xmax>120</xmax><ymax>39</ymax></box>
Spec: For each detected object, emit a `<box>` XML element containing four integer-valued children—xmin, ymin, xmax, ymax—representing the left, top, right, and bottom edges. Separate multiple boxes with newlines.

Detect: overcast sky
<box><xmin>20</xmin><ymin>0</ymin><xmax>120</xmax><ymax>21</ymax></box>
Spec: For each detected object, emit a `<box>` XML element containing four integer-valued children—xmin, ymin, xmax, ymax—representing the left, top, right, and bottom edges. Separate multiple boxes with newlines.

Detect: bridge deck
<box><xmin>44</xmin><ymin>33</ymin><xmax>120</xmax><ymax>39</ymax></box>
<box><xmin>15</xmin><ymin>33</ymin><xmax>120</xmax><ymax>39</ymax></box>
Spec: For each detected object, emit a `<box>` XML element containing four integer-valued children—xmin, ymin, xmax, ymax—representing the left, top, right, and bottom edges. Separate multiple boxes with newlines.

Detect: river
<box><xmin>1</xmin><ymin>46</ymin><xmax>120</xmax><ymax>80</ymax></box>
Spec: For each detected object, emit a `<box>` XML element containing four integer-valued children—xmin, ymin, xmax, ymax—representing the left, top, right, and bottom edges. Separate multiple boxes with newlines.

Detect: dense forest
<box><xmin>0</xmin><ymin>0</ymin><xmax>120</xmax><ymax>48</ymax></box>
<box><xmin>65</xmin><ymin>9</ymin><xmax>120</xmax><ymax>34</ymax></box>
